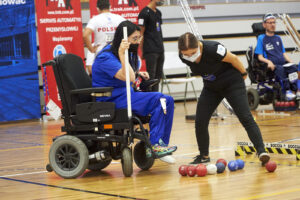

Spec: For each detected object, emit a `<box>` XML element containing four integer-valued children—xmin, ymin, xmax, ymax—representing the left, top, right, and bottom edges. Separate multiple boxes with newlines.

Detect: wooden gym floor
<box><xmin>0</xmin><ymin>101</ymin><xmax>300</xmax><ymax>200</ymax></box>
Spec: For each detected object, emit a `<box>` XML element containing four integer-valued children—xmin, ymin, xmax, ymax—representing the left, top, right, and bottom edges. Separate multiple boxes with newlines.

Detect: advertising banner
<box><xmin>89</xmin><ymin>0</ymin><xmax>149</xmax><ymax>24</ymax></box>
<box><xmin>0</xmin><ymin>0</ymin><xmax>41</xmax><ymax>122</ymax></box>
<box><xmin>36</xmin><ymin>0</ymin><xmax>85</xmax><ymax>112</ymax></box>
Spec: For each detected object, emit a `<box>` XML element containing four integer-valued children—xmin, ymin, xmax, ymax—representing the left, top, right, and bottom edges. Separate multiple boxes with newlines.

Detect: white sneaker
<box><xmin>286</xmin><ymin>90</ymin><xmax>296</xmax><ymax>101</ymax></box>
<box><xmin>159</xmin><ymin>155</ymin><xmax>176</xmax><ymax>164</ymax></box>
<box><xmin>297</xmin><ymin>91</ymin><xmax>300</xmax><ymax>100</ymax></box>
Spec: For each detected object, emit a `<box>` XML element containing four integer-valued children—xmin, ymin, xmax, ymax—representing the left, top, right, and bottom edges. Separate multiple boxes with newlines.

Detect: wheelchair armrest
<box><xmin>70</xmin><ymin>87</ymin><xmax>113</xmax><ymax>97</ymax></box>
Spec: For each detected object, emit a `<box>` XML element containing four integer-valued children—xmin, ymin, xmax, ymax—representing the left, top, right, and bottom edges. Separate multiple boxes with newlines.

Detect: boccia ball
<box><xmin>178</xmin><ymin>165</ymin><xmax>188</xmax><ymax>176</ymax></box>
<box><xmin>279</xmin><ymin>101</ymin><xmax>285</xmax><ymax>107</ymax></box>
<box><xmin>284</xmin><ymin>102</ymin><xmax>290</xmax><ymax>107</ymax></box>
<box><xmin>216</xmin><ymin>158</ymin><xmax>227</xmax><ymax>167</ymax></box>
<box><xmin>290</xmin><ymin>101</ymin><xmax>296</xmax><ymax>107</ymax></box>
<box><xmin>216</xmin><ymin>162</ymin><xmax>225</xmax><ymax>173</ymax></box>
<box><xmin>275</xmin><ymin>101</ymin><xmax>280</xmax><ymax>107</ymax></box>
<box><xmin>228</xmin><ymin>160</ymin><xmax>238</xmax><ymax>171</ymax></box>
<box><xmin>235</xmin><ymin>159</ymin><xmax>245</xmax><ymax>169</ymax></box>
<box><xmin>196</xmin><ymin>164</ymin><xmax>207</xmax><ymax>177</ymax></box>
<box><xmin>265</xmin><ymin>161</ymin><xmax>277</xmax><ymax>172</ymax></box>
<box><xmin>187</xmin><ymin>165</ymin><xmax>196</xmax><ymax>177</ymax></box>
<box><xmin>206</xmin><ymin>164</ymin><xmax>217</xmax><ymax>175</ymax></box>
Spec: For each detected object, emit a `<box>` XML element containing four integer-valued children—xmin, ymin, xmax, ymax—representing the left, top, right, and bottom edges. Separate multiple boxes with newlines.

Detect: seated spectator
<box><xmin>92</xmin><ymin>20</ymin><xmax>177</xmax><ymax>164</ymax></box>
<box><xmin>255</xmin><ymin>13</ymin><xmax>299</xmax><ymax>100</ymax></box>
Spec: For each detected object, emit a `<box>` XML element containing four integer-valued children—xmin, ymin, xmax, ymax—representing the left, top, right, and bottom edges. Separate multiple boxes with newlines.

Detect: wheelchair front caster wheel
<box><xmin>121</xmin><ymin>147</ymin><xmax>133</xmax><ymax>177</ymax></box>
<box><xmin>46</xmin><ymin>164</ymin><xmax>53</xmax><ymax>172</ymax></box>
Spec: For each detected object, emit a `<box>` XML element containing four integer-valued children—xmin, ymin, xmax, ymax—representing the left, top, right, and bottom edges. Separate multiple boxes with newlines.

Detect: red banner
<box><xmin>36</xmin><ymin>0</ymin><xmax>85</xmax><ymax>111</ymax></box>
<box><xmin>89</xmin><ymin>0</ymin><xmax>149</xmax><ymax>24</ymax></box>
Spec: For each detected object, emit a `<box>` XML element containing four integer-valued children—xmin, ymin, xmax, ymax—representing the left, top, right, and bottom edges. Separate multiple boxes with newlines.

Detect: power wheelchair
<box><xmin>44</xmin><ymin>53</ymin><xmax>167</xmax><ymax>178</ymax></box>
<box><xmin>246</xmin><ymin>23</ymin><xmax>299</xmax><ymax>111</ymax></box>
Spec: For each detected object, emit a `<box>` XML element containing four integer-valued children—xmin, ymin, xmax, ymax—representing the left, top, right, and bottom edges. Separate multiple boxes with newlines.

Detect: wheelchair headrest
<box><xmin>252</xmin><ymin>22</ymin><xmax>265</xmax><ymax>38</ymax></box>
<box><xmin>55</xmin><ymin>54</ymin><xmax>92</xmax><ymax>90</ymax></box>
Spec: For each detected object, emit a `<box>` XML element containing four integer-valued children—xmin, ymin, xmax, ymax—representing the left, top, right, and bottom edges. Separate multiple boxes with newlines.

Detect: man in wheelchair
<box><xmin>255</xmin><ymin>13</ymin><xmax>299</xmax><ymax>101</ymax></box>
<box><xmin>92</xmin><ymin>20</ymin><xmax>177</xmax><ymax>164</ymax></box>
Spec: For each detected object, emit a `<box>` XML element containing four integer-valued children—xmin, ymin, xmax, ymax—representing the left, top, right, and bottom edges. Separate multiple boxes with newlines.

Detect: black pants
<box><xmin>144</xmin><ymin>53</ymin><xmax>164</xmax><ymax>92</ymax></box>
<box><xmin>195</xmin><ymin>74</ymin><xmax>265</xmax><ymax>156</ymax></box>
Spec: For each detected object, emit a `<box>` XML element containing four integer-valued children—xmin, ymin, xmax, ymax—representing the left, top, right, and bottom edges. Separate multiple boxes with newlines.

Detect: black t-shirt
<box><xmin>179</xmin><ymin>40</ymin><xmax>242</xmax><ymax>88</ymax></box>
<box><xmin>138</xmin><ymin>6</ymin><xmax>164</xmax><ymax>54</ymax></box>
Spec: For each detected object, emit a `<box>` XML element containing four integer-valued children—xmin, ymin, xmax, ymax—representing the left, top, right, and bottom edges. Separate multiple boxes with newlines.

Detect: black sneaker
<box><xmin>258</xmin><ymin>152</ymin><xmax>270</xmax><ymax>166</ymax></box>
<box><xmin>189</xmin><ymin>155</ymin><xmax>210</xmax><ymax>164</ymax></box>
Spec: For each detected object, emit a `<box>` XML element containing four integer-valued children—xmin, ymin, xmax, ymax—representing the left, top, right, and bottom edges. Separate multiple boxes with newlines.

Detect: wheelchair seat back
<box><xmin>53</xmin><ymin>54</ymin><xmax>92</xmax><ymax>115</ymax></box>
<box><xmin>246</xmin><ymin>46</ymin><xmax>270</xmax><ymax>83</ymax></box>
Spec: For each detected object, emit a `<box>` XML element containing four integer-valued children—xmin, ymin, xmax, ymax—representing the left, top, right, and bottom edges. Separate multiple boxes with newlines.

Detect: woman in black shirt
<box><xmin>178</xmin><ymin>32</ymin><xmax>270</xmax><ymax>165</ymax></box>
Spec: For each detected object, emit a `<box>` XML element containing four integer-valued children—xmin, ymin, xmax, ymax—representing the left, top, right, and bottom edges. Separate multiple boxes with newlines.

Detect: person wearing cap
<box><xmin>177</xmin><ymin>32</ymin><xmax>270</xmax><ymax>166</ymax></box>
<box><xmin>255</xmin><ymin>13</ymin><xmax>299</xmax><ymax>100</ymax></box>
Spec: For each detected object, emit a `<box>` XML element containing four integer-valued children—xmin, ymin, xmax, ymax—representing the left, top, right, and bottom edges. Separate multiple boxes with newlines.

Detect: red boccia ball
<box><xmin>187</xmin><ymin>165</ymin><xmax>196</xmax><ymax>177</ymax></box>
<box><xmin>178</xmin><ymin>165</ymin><xmax>188</xmax><ymax>176</ymax></box>
<box><xmin>265</xmin><ymin>161</ymin><xmax>277</xmax><ymax>172</ymax></box>
<box><xmin>275</xmin><ymin>101</ymin><xmax>280</xmax><ymax>107</ymax></box>
<box><xmin>290</xmin><ymin>101</ymin><xmax>296</xmax><ymax>107</ymax></box>
<box><xmin>284</xmin><ymin>102</ymin><xmax>290</xmax><ymax>107</ymax></box>
<box><xmin>196</xmin><ymin>164</ymin><xmax>207</xmax><ymax>177</ymax></box>
<box><xmin>216</xmin><ymin>158</ymin><xmax>227</xmax><ymax>167</ymax></box>
<box><xmin>279</xmin><ymin>101</ymin><xmax>285</xmax><ymax>107</ymax></box>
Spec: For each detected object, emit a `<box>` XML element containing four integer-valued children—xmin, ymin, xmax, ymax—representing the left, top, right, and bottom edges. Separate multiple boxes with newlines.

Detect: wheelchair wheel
<box><xmin>134</xmin><ymin>141</ymin><xmax>154</xmax><ymax>170</ymax></box>
<box><xmin>121</xmin><ymin>147</ymin><xmax>133</xmax><ymax>177</ymax></box>
<box><xmin>49</xmin><ymin>135</ymin><xmax>89</xmax><ymax>179</ymax></box>
<box><xmin>247</xmin><ymin>88</ymin><xmax>259</xmax><ymax>110</ymax></box>
<box><xmin>88</xmin><ymin>159</ymin><xmax>112</xmax><ymax>171</ymax></box>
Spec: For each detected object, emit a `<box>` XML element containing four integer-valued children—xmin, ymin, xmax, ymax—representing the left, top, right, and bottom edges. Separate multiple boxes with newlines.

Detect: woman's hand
<box><xmin>118</xmin><ymin>39</ymin><xmax>130</xmax><ymax>56</ymax></box>
<box><xmin>90</xmin><ymin>45</ymin><xmax>100</xmax><ymax>53</ymax></box>
<box><xmin>139</xmin><ymin>71</ymin><xmax>150</xmax><ymax>80</ymax></box>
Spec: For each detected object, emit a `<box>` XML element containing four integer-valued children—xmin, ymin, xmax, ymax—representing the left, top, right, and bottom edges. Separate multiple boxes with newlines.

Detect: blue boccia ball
<box><xmin>216</xmin><ymin>162</ymin><xmax>225</xmax><ymax>173</ymax></box>
<box><xmin>236</xmin><ymin>159</ymin><xmax>245</xmax><ymax>169</ymax></box>
<box><xmin>228</xmin><ymin>160</ymin><xmax>238</xmax><ymax>171</ymax></box>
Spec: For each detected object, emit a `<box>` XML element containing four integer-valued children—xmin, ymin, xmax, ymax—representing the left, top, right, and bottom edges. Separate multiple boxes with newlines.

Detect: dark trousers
<box><xmin>274</xmin><ymin>64</ymin><xmax>298</xmax><ymax>91</ymax></box>
<box><xmin>195</xmin><ymin>78</ymin><xmax>265</xmax><ymax>156</ymax></box>
<box><xmin>144</xmin><ymin>53</ymin><xmax>164</xmax><ymax>92</ymax></box>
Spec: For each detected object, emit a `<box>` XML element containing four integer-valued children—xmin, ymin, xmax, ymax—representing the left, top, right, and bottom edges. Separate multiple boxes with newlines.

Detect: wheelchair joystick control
<box><xmin>89</xmin><ymin>150</ymin><xmax>110</xmax><ymax>161</ymax></box>
<box><xmin>160</xmin><ymin>98</ymin><xmax>167</xmax><ymax>115</ymax></box>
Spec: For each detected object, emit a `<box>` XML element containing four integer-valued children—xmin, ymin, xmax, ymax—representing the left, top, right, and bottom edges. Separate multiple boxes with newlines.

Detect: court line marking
<box><xmin>240</xmin><ymin>188</ymin><xmax>300</xmax><ymax>200</ymax></box>
<box><xmin>0</xmin><ymin>171</ymin><xmax>48</xmax><ymax>178</ymax></box>
<box><xmin>0</xmin><ymin>145</ymin><xmax>46</xmax><ymax>152</ymax></box>
<box><xmin>0</xmin><ymin>176</ymin><xmax>146</xmax><ymax>200</ymax></box>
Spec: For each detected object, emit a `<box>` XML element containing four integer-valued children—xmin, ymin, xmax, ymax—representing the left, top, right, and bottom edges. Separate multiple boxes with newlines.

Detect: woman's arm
<box><xmin>222</xmin><ymin>50</ymin><xmax>248</xmax><ymax>79</ymax></box>
<box><xmin>114</xmin><ymin>39</ymin><xmax>136</xmax><ymax>82</ymax></box>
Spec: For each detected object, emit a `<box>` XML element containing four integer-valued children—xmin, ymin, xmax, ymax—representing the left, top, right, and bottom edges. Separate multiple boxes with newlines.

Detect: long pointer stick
<box><xmin>123</xmin><ymin>27</ymin><xmax>132</xmax><ymax>120</ymax></box>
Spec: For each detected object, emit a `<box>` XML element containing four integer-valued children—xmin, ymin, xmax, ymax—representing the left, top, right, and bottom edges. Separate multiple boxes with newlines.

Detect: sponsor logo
<box><xmin>265</xmin><ymin>43</ymin><xmax>274</xmax><ymax>51</ymax></box>
<box><xmin>46</xmin><ymin>0</ymin><xmax>73</xmax><ymax>10</ymax></box>
<box><xmin>53</xmin><ymin>44</ymin><xmax>66</xmax><ymax>58</ymax></box>
<box><xmin>0</xmin><ymin>0</ymin><xmax>26</xmax><ymax>6</ymax></box>
<box><xmin>217</xmin><ymin>44</ymin><xmax>226</xmax><ymax>56</ymax></box>
<box><xmin>100</xmin><ymin>114</ymin><xmax>111</xmax><ymax>118</ymax></box>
